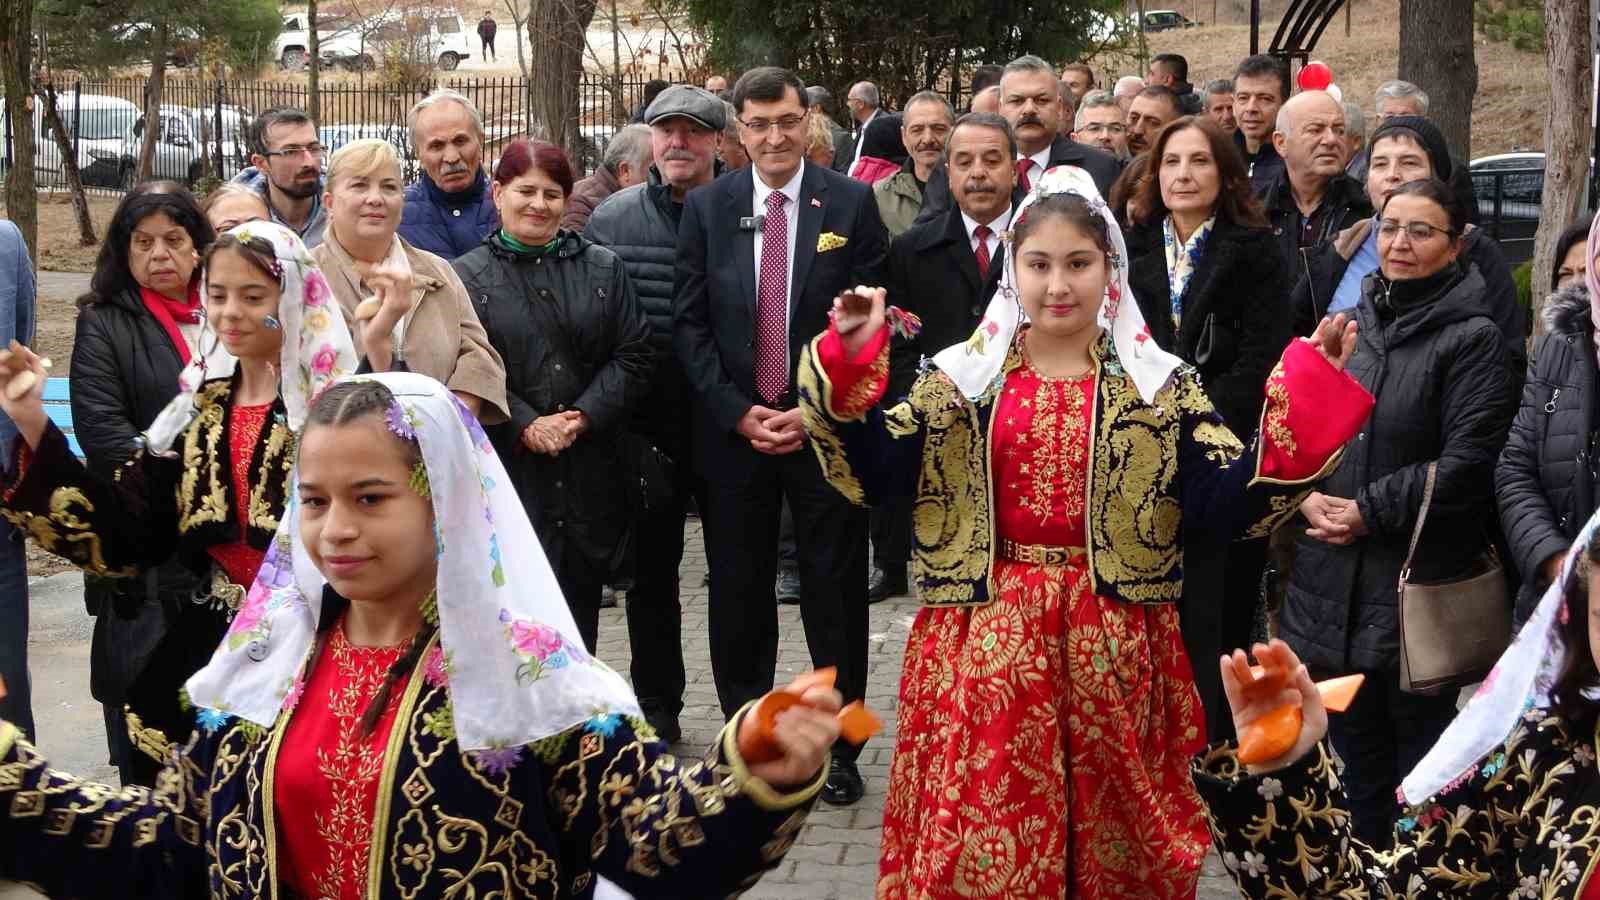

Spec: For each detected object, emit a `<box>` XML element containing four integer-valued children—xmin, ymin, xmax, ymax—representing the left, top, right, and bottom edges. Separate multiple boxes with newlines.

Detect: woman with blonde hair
<box><xmin>311</xmin><ymin>138</ymin><xmax>508</xmax><ymax>421</ymax></box>
<box><xmin>804</xmin><ymin>109</ymin><xmax>836</xmax><ymax>169</ymax></box>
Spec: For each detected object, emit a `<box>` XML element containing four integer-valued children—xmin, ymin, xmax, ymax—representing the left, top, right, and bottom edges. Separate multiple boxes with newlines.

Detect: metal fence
<box><xmin>4</xmin><ymin>73</ymin><xmax>664</xmax><ymax>195</ymax></box>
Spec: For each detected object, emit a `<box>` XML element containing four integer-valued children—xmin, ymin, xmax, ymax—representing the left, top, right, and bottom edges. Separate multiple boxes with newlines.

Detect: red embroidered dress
<box><xmin>275</xmin><ymin>620</ymin><xmax>414</xmax><ymax>900</ymax></box>
<box><xmin>207</xmin><ymin>401</ymin><xmax>272</xmax><ymax>588</ymax></box>
<box><xmin>811</xmin><ymin>324</ymin><xmax>1368</xmax><ymax>899</ymax></box>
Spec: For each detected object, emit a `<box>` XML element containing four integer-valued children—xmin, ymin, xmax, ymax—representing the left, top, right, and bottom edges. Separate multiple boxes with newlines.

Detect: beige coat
<box><xmin>314</xmin><ymin>229</ymin><xmax>510</xmax><ymax>423</ymax></box>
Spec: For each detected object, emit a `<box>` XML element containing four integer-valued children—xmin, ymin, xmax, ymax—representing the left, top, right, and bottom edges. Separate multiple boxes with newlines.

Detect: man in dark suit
<box><xmin>869</xmin><ymin>112</ymin><xmax>1017</xmax><ymax>602</ymax></box>
<box><xmin>913</xmin><ymin>54</ymin><xmax>1121</xmax><ymax>227</ymax></box>
<box><xmin>674</xmin><ymin>66</ymin><xmax>888</xmax><ymax>806</ymax></box>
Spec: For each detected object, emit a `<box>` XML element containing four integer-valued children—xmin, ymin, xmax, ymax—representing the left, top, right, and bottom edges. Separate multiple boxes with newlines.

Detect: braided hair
<box><xmin>302</xmin><ymin>379</ymin><xmax>437</xmax><ymax>739</ymax></box>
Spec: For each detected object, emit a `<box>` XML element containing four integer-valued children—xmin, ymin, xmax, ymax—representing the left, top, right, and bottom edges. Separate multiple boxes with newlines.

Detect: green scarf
<box><xmin>493</xmin><ymin>229</ymin><xmax>561</xmax><ymax>257</ymax></box>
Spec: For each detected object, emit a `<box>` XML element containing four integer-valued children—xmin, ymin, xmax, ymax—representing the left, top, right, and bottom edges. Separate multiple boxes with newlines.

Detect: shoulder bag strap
<box><xmin>1400</xmin><ymin>461</ymin><xmax>1438</xmax><ymax>584</ymax></box>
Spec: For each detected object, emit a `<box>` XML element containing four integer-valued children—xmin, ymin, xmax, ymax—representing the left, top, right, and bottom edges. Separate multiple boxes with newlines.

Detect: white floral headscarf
<box><xmin>932</xmin><ymin>165</ymin><xmax>1182</xmax><ymax>403</ymax></box>
<box><xmin>186</xmin><ymin>372</ymin><xmax>641</xmax><ymax>750</ymax></box>
<box><xmin>143</xmin><ymin>220</ymin><xmax>357</xmax><ymax>453</ymax></box>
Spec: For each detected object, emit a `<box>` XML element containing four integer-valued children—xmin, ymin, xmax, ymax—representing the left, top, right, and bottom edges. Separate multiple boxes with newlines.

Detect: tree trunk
<box><xmin>40</xmin><ymin>84</ymin><xmax>94</xmax><ymax>245</ymax></box>
<box><xmin>0</xmin><ymin>0</ymin><xmax>35</xmax><ymax>263</ymax></box>
<box><xmin>528</xmin><ymin>0</ymin><xmax>599</xmax><ymax>160</ymax></box>
<box><xmin>308</xmin><ymin>0</ymin><xmax>321</xmax><ymax>124</ymax></box>
<box><xmin>138</xmin><ymin>21</ymin><xmax>170</xmax><ymax>182</ymax></box>
<box><xmin>1530</xmin><ymin>0</ymin><xmax>1592</xmax><ymax>331</ymax></box>
<box><xmin>1398</xmin><ymin>0</ymin><xmax>1477</xmax><ymax>155</ymax></box>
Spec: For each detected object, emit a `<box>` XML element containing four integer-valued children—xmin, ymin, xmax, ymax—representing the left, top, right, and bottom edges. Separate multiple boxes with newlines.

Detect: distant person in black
<box><xmin>477</xmin><ymin>13</ymin><xmax>497</xmax><ymax>61</ymax></box>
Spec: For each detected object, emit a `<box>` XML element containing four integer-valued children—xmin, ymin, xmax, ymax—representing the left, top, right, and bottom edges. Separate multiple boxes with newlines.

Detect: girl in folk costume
<box><xmin>0</xmin><ymin>372</ymin><xmax>843</xmax><ymax>898</ymax></box>
<box><xmin>0</xmin><ymin>220</ymin><xmax>357</xmax><ymax>781</ymax></box>
<box><xmin>797</xmin><ymin>166</ymin><xmax>1374</xmax><ymax>898</ymax></box>
<box><xmin>1197</xmin><ymin>512</ymin><xmax>1600</xmax><ymax>898</ymax></box>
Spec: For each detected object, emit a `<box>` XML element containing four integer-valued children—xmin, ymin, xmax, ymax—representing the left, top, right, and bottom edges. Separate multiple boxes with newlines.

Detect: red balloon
<box><xmin>1298</xmin><ymin>61</ymin><xmax>1333</xmax><ymax>91</ymax></box>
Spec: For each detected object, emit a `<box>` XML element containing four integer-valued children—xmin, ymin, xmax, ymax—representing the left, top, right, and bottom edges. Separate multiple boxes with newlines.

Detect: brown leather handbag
<box><xmin>1397</xmin><ymin>463</ymin><xmax>1512</xmax><ymax>695</ymax></box>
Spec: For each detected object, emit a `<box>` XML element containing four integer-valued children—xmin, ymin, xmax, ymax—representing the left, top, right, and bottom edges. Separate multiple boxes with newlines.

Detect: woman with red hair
<box><xmin>452</xmin><ymin>139</ymin><xmax>655</xmax><ymax>653</ymax></box>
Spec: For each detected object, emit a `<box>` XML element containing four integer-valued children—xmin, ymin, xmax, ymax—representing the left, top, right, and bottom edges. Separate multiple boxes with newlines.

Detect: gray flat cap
<box><xmin>645</xmin><ymin>85</ymin><xmax>727</xmax><ymax>131</ymax></box>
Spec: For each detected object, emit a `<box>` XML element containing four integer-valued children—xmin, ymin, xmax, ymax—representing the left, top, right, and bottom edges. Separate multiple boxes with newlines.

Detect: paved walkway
<box><xmin>36</xmin><ymin>270</ymin><xmax>89</xmax><ymax>301</ymax></box>
<box><xmin>5</xmin><ymin>520</ymin><xmax>1242</xmax><ymax>898</ymax></box>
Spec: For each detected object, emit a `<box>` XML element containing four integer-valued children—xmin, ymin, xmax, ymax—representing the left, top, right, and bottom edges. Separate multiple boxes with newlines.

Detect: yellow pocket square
<box><xmin>817</xmin><ymin>232</ymin><xmax>848</xmax><ymax>253</ymax></box>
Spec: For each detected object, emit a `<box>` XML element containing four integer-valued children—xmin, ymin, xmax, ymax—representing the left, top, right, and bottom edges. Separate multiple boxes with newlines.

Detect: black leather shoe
<box><xmin>775</xmin><ymin>569</ymin><xmax>802</xmax><ymax>605</ymax></box>
<box><xmin>642</xmin><ymin>707</ymin><xmax>682</xmax><ymax>744</ymax></box>
<box><xmin>867</xmin><ymin>567</ymin><xmax>907</xmax><ymax>603</ymax></box>
<box><xmin>822</xmin><ymin>756</ymin><xmax>864</xmax><ymax>806</ymax></box>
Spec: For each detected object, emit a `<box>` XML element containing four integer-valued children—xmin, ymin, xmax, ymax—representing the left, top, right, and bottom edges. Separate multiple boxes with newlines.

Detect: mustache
<box><xmin>914</xmin><ymin>141</ymin><xmax>943</xmax><ymax>153</ymax></box>
<box><xmin>961</xmin><ymin>181</ymin><xmax>996</xmax><ymax>194</ymax></box>
<box><xmin>659</xmin><ymin>149</ymin><xmax>699</xmax><ymax>162</ymax></box>
<box><xmin>440</xmin><ymin>161</ymin><xmax>471</xmax><ymax>176</ymax></box>
<box><xmin>1015</xmin><ymin>114</ymin><xmax>1043</xmax><ymax>127</ymax></box>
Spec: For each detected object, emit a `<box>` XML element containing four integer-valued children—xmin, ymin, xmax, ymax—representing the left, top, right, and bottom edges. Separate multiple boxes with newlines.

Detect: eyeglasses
<box><xmin>266</xmin><ymin>144</ymin><xmax>327</xmax><ymax>159</ymax></box>
<box><xmin>737</xmin><ymin>115</ymin><xmax>807</xmax><ymax>136</ymax></box>
<box><xmin>1079</xmin><ymin>122</ymin><xmax>1126</xmax><ymax>136</ymax></box>
<box><xmin>1377</xmin><ymin>219</ymin><xmax>1456</xmax><ymax>242</ymax></box>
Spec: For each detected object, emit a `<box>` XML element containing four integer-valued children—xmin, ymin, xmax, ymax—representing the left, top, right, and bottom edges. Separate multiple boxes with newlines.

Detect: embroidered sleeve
<box><xmin>798</xmin><ymin>330</ymin><xmax>930</xmax><ymax>508</ymax></box>
<box><xmin>0</xmin><ymin>720</ymin><xmax>214</xmax><ymax>896</ymax></box>
<box><xmin>813</xmin><ymin>321</ymin><xmax>890</xmax><ymax>420</ymax></box>
<box><xmin>1192</xmin><ymin>723</ymin><xmax>1543</xmax><ymax>899</ymax></box>
<box><xmin>1251</xmin><ymin>338</ymin><xmax>1373</xmax><ymax>486</ymax></box>
<box><xmin>538</xmin><ymin>709</ymin><xmax>821</xmax><ymax>897</ymax></box>
<box><xmin>0</xmin><ymin>422</ymin><xmax>178</xmax><ymax>578</ymax></box>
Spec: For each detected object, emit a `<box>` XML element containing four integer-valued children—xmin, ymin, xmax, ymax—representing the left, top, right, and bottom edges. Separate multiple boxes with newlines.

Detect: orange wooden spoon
<box><xmin>1236</xmin><ymin>669</ymin><xmax>1365</xmax><ymax>765</ymax></box>
<box><xmin>738</xmin><ymin>667</ymin><xmax>884</xmax><ymax>765</ymax></box>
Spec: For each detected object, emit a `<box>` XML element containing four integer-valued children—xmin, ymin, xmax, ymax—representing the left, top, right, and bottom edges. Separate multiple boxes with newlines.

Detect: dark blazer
<box><xmin>1125</xmin><ymin>217</ymin><xmax>1292</xmax><ymax>432</ymax></box>
<box><xmin>674</xmin><ymin>162</ymin><xmax>889</xmax><ymax>481</ymax></box>
<box><xmin>883</xmin><ymin>204</ymin><xmax>1005</xmax><ymax>398</ymax></box>
<box><xmin>832</xmin><ymin>129</ymin><xmax>857</xmax><ymax>173</ymax></box>
<box><xmin>912</xmin><ymin>135</ymin><xmax>1123</xmax><ymax>228</ymax></box>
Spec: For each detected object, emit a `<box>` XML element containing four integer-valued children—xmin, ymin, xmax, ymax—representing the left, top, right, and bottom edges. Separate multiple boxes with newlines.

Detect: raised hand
<box><xmin>0</xmin><ymin>340</ymin><xmax>51</xmax><ymax>450</ymax></box>
<box><xmin>1307</xmin><ymin>313</ymin><xmax>1358</xmax><ymax>371</ymax></box>
<box><xmin>831</xmin><ymin>285</ymin><xmax>887</xmax><ymax>358</ymax></box>
<box><xmin>744</xmin><ymin>672</ymin><xmax>843</xmax><ymax>790</ymax></box>
<box><xmin>1220</xmin><ymin>639</ymin><xmax>1327</xmax><ymax>774</ymax></box>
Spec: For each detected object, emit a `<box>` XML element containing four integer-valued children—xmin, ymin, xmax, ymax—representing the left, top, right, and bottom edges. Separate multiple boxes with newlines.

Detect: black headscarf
<box><xmin>1368</xmin><ymin>115</ymin><xmax>1452</xmax><ymax>180</ymax></box>
<box><xmin>858</xmin><ymin>113</ymin><xmax>908</xmax><ymax>166</ymax></box>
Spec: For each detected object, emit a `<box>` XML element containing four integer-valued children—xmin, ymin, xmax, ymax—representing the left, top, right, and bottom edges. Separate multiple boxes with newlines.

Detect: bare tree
<box><xmin>1531</xmin><ymin>0</ymin><xmax>1592</xmax><ymax>329</ymax></box>
<box><xmin>528</xmin><ymin>0</ymin><xmax>599</xmax><ymax>159</ymax></box>
<box><xmin>40</xmin><ymin>84</ymin><xmax>96</xmax><ymax>245</ymax></box>
<box><xmin>501</xmin><ymin>0</ymin><xmax>531</xmax><ymax>80</ymax></box>
<box><xmin>1398</xmin><ymin>0</ymin><xmax>1478</xmax><ymax>155</ymax></box>
<box><xmin>308</xmin><ymin>0</ymin><xmax>321</xmax><ymax>123</ymax></box>
<box><xmin>137</xmin><ymin>19</ymin><xmax>170</xmax><ymax>181</ymax></box>
<box><xmin>0</xmin><ymin>0</ymin><xmax>36</xmax><ymax>261</ymax></box>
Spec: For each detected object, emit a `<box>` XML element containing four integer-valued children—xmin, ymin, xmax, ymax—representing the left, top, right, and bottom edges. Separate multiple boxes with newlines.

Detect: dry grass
<box><xmin>1141</xmin><ymin>0</ymin><xmax>1547</xmax><ymax>156</ymax></box>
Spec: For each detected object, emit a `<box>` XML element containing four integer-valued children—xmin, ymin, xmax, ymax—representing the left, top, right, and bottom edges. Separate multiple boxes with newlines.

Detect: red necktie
<box><xmin>973</xmin><ymin>224</ymin><xmax>992</xmax><ymax>281</ymax></box>
<box><xmin>755</xmin><ymin>190</ymin><xmax>790</xmax><ymax>405</ymax></box>
<box><xmin>1016</xmin><ymin>158</ymin><xmax>1036</xmax><ymax>193</ymax></box>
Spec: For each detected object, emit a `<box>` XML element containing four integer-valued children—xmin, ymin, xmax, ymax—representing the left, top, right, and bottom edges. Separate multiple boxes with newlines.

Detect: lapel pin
<box><xmin>811</xmin><ymin>197</ymin><xmax>822</xmax><ymax>208</ymax></box>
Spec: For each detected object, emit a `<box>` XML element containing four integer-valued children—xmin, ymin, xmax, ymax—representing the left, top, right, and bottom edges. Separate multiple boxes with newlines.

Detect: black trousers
<box><xmin>542</xmin><ymin>530</ymin><xmax>606</xmax><ymax>654</ymax></box>
<box><xmin>1181</xmin><ymin>535</ymin><xmax>1269</xmax><ymax>744</ymax></box>
<box><xmin>624</xmin><ymin>464</ymin><xmax>696</xmax><ymax>718</ymax></box>
<box><xmin>701</xmin><ymin>446</ymin><xmax>869</xmax><ymax>760</ymax></box>
<box><xmin>1325</xmin><ymin>670</ymin><xmax>1459</xmax><ymax>850</ymax></box>
<box><xmin>869</xmin><ymin>494</ymin><xmax>912</xmax><ymax>574</ymax></box>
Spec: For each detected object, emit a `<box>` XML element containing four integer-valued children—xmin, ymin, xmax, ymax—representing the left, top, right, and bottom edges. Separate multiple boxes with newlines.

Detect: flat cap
<box><xmin>645</xmin><ymin>85</ymin><xmax>727</xmax><ymax>131</ymax></box>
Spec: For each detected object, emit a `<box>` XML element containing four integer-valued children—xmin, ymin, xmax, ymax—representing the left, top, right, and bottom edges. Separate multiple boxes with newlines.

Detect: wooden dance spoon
<box><xmin>737</xmin><ymin>667</ymin><xmax>884</xmax><ymax>765</ymax></box>
<box><xmin>1235</xmin><ymin>669</ymin><xmax>1365</xmax><ymax>765</ymax></box>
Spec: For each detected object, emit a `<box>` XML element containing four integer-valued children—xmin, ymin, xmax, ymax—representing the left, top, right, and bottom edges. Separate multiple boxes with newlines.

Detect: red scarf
<box><xmin>139</xmin><ymin>283</ymin><xmax>202</xmax><ymax>366</ymax></box>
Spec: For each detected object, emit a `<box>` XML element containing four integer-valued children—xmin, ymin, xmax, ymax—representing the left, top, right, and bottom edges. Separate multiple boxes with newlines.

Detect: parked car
<box><xmin>275</xmin><ymin>9</ymin><xmax>471</xmax><ymax>72</ymax></box>
<box><xmin>0</xmin><ymin>92</ymin><xmax>140</xmax><ymax>189</ymax></box>
<box><xmin>1470</xmin><ymin>151</ymin><xmax>1544</xmax><ymax>266</ymax></box>
<box><xmin>274</xmin><ymin>14</ymin><xmax>364</xmax><ymax>71</ymax></box>
<box><xmin>80</xmin><ymin>105</ymin><xmax>248</xmax><ymax>189</ymax></box>
<box><xmin>1138</xmin><ymin>10</ymin><xmax>1202</xmax><ymax>31</ymax></box>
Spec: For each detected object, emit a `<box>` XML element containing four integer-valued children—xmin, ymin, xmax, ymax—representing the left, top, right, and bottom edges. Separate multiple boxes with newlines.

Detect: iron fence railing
<box><xmin>3</xmin><ymin>73</ymin><xmax>663</xmax><ymax>195</ymax></box>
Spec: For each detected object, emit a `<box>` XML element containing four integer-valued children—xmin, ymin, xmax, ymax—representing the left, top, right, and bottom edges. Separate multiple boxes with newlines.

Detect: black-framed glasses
<box><xmin>266</xmin><ymin>143</ymin><xmax>327</xmax><ymax>159</ymax></box>
<box><xmin>1377</xmin><ymin>219</ymin><xmax>1456</xmax><ymax>242</ymax></box>
<box><xmin>737</xmin><ymin>115</ymin><xmax>807</xmax><ymax>135</ymax></box>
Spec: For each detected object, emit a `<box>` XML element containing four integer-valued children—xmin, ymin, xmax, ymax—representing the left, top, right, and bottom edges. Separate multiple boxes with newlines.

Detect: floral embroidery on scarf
<box><xmin>500</xmin><ymin>609</ymin><xmax>591</xmax><ymax>684</ymax></box>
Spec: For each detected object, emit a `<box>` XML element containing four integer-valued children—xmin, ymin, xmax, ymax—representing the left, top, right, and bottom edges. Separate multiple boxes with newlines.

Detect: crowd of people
<box><xmin>0</xmin><ymin>39</ymin><xmax>1593</xmax><ymax>899</ymax></box>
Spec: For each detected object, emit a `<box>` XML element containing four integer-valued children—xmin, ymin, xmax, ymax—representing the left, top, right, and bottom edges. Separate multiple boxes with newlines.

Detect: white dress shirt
<box><xmin>1019</xmin><ymin>145</ymin><xmax>1052</xmax><ymax>187</ymax></box>
<box><xmin>961</xmin><ymin>204</ymin><xmax>1014</xmax><ymax>263</ymax></box>
<box><xmin>751</xmin><ymin>163</ymin><xmax>805</xmax><ymax>349</ymax></box>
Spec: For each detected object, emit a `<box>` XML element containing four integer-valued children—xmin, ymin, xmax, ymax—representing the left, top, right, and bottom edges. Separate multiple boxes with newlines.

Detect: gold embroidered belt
<box><xmin>999</xmin><ymin>539</ymin><xmax>1086</xmax><ymax>566</ymax></box>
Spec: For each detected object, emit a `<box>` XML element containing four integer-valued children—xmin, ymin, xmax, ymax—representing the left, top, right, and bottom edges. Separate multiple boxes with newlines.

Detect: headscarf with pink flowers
<box><xmin>143</xmin><ymin>220</ymin><xmax>358</xmax><ymax>453</ymax></box>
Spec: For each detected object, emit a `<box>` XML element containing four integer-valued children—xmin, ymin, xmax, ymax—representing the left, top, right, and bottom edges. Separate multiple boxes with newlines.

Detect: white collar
<box><xmin>961</xmin><ymin>204</ymin><xmax>1014</xmax><ymax>242</ymax></box>
<box><xmin>752</xmin><ymin>163</ymin><xmax>805</xmax><ymax>210</ymax></box>
<box><xmin>1020</xmin><ymin>144</ymin><xmax>1052</xmax><ymax>172</ymax></box>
